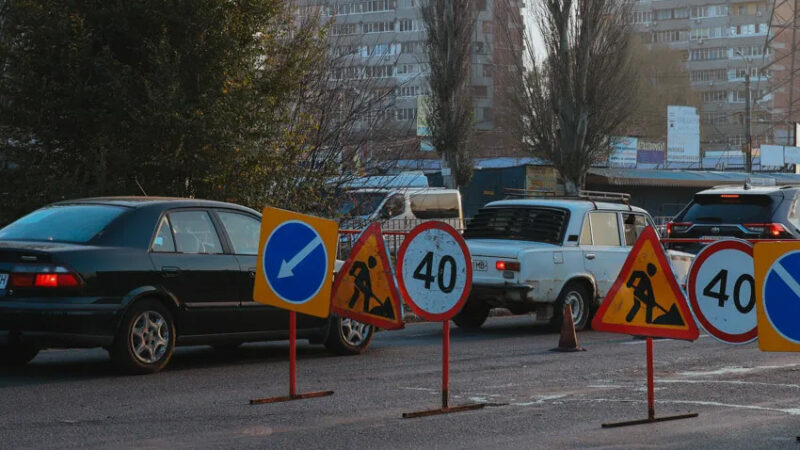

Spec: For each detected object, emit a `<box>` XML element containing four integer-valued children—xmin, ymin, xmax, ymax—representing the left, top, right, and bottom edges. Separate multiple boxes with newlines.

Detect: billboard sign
<box><xmin>760</xmin><ymin>145</ymin><xmax>785</xmax><ymax>167</ymax></box>
<box><xmin>637</xmin><ymin>140</ymin><xmax>665</xmax><ymax>164</ymax></box>
<box><xmin>609</xmin><ymin>137</ymin><xmax>638</xmax><ymax>168</ymax></box>
<box><xmin>667</xmin><ymin>106</ymin><xmax>701</xmax><ymax>164</ymax></box>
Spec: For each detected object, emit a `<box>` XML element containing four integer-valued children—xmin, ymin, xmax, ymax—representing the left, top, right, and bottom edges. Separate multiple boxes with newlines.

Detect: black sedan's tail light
<box><xmin>10</xmin><ymin>270</ymin><xmax>82</xmax><ymax>288</ymax></box>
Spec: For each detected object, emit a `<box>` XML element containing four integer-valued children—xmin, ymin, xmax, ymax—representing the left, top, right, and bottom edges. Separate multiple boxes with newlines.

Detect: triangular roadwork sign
<box><xmin>331</xmin><ymin>223</ymin><xmax>404</xmax><ymax>330</ymax></box>
<box><xmin>591</xmin><ymin>226</ymin><xmax>699</xmax><ymax>341</ymax></box>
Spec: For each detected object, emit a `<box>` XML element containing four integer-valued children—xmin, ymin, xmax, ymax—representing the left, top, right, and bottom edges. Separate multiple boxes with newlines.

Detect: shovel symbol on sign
<box><xmin>625</xmin><ymin>263</ymin><xmax>684</xmax><ymax>326</ymax></box>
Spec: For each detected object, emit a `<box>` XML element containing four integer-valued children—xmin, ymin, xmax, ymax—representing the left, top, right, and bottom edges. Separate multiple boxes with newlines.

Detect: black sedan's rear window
<box><xmin>679</xmin><ymin>194</ymin><xmax>774</xmax><ymax>224</ymax></box>
<box><xmin>464</xmin><ymin>206</ymin><xmax>569</xmax><ymax>244</ymax></box>
<box><xmin>0</xmin><ymin>205</ymin><xmax>127</xmax><ymax>243</ymax></box>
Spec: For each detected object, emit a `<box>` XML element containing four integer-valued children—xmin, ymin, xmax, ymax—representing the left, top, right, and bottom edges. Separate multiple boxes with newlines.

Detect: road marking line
<box><xmin>658</xmin><ymin>399</ymin><xmax>800</xmax><ymax>416</ymax></box>
<box><xmin>584</xmin><ymin>398</ymin><xmax>800</xmax><ymax>416</ymax></box>
<box><xmin>400</xmin><ymin>387</ymin><xmax>438</xmax><ymax>392</ymax></box>
<box><xmin>677</xmin><ymin>363</ymin><xmax>800</xmax><ymax>377</ymax></box>
<box><xmin>657</xmin><ymin>379</ymin><xmax>800</xmax><ymax>389</ymax></box>
<box><xmin>621</xmin><ymin>335</ymin><xmax>709</xmax><ymax>345</ymax></box>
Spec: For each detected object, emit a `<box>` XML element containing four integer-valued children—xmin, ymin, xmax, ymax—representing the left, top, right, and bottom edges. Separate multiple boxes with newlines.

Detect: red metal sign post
<box><xmin>593</xmin><ymin>227</ymin><xmax>699</xmax><ymax>427</ymax></box>
<box><xmin>250</xmin><ymin>208</ymin><xmax>336</xmax><ymax>405</ymax></box>
<box><xmin>250</xmin><ymin>312</ymin><xmax>334</xmax><ymax>404</ymax></box>
<box><xmin>397</xmin><ymin>222</ymin><xmax>486</xmax><ymax>418</ymax></box>
<box><xmin>601</xmin><ymin>337</ymin><xmax>698</xmax><ymax>427</ymax></box>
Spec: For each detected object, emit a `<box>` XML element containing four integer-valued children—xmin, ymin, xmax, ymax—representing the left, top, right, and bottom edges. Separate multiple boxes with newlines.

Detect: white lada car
<box><xmin>459</xmin><ymin>195</ymin><xmax>692</xmax><ymax>331</ymax></box>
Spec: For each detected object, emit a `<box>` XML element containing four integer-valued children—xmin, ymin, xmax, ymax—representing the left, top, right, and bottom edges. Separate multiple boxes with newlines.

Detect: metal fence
<box><xmin>337</xmin><ymin>218</ymin><xmax>464</xmax><ymax>259</ymax></box>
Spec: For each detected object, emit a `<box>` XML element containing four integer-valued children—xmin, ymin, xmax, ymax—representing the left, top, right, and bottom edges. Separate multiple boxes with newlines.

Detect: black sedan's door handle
<box><xmin>161</xmin><ymin>266</ymin><xmax>181</xmax><ymax>277</ymax></box>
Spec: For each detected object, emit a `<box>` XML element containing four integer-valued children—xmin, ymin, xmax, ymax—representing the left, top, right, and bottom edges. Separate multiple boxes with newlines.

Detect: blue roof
<box><xmin>587</xmin><ymin>168</ymin><xmax>800</xmax><ymax>187</ymax></box>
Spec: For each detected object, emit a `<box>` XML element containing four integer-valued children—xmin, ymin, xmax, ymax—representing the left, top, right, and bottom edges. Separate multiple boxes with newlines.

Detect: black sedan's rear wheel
<box><xmin>324</xmin><ymin>316</ymin><xmax>374</xmax><ymax>355</ymax></box>
<box><xmin>112</xmin><ymin>299</ymin><xmax>175</xmax><ymax>374</ymax></box>
<box><xmin>0</xmin><ymin>342</ymin><xmax>39</xmax><ymax>366</ymax></box>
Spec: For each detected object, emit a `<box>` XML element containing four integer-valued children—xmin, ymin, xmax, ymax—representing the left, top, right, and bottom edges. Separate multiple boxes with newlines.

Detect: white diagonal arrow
<box><xmin>278</xmin><ymin>236</ymin><xmax>323</xmax><ymax>279</ymax></box>
<box><xmin>773</xmin><ymin>262</ymin><xmax>800</xmax><ymax>298</ymax></box>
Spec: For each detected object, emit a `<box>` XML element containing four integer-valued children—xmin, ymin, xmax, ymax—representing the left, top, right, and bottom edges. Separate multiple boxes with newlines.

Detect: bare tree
<box><xmin>623</xmin><ymin>36</ymin><xmax>699</xmax><ymax>141</ymax></box>
<box><xmin>500</xmin><ymin>0</ymin><xmax>640</xmax><ymax>194</ymax></box>
<box><xmin>420</xmin><ymin>0</ymin><xmax>477</xmax><ymax>188</ymax></box>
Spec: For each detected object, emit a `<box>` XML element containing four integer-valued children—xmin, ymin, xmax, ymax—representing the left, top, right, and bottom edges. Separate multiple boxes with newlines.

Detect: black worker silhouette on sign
<box><xmin>347</xmin><ymin>256</ymin><xmax>395</xmax><ymax>319</ymax></box>
<box><xmin>625</xmin><ymin>263</ymin><xmax>684</xmax><ymax>326</ymax></box>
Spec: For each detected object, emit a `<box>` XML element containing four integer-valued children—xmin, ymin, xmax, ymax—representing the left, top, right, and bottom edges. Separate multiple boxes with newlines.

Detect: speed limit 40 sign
<box><xmin>396</xmin><ymin>221</ymin><xmax>472</xmax><ymax>322</ymax></box>
<box><xmin>687</xmin><ymin>239</ymin><xmax>757</xmax><ymax>344</ymax></box>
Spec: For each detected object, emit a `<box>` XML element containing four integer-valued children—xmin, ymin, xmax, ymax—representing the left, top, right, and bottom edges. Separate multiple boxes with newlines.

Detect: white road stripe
<box><xmin>656</xmin><ymin>379</ymin><xmax>800</xmax><ymax>389</ymax></box>
<box><xmin>581</xmin><ymin>398</ymin><xmax>800</xmax><ymax>416</ymax></box>
<box><xmin>773</xmin><ymin>262</ymin><xmax>800</xmax><ymax>298</ymax></box>
<box><xmin>621</xmin><ymin>335</ymin><xmax>709</xmax><ymax>345</ymax></box>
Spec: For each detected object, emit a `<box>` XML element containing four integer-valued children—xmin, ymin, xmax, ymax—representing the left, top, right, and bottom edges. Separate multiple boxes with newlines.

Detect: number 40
<box><xmin>703</xmin><ymin>269</ymin><xmax>755</xmax><ymax>314</ymax></box>
<box><xmin>413</xmin><ymin>251</ymin><xmax>457</xmax><ymax>293</ymax></box>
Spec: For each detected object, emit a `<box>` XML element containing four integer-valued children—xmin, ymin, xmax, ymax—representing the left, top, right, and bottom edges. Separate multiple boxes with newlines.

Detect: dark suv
<box><xmin>666</xmin><ymin>185</ymin><xmax>800</xmax><ymax>253</ymax></box>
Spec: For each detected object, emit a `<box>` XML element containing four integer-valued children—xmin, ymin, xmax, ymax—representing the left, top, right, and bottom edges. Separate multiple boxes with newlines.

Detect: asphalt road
<box><xmin>2</xmin><ymin>315</ymin><xmax>800</xmax><ymax>449</ymax></box>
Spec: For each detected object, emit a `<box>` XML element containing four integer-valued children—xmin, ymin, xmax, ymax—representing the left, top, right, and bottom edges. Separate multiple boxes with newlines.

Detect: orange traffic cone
<box><xmin>551</xmin><ymin>304</ymin><xmax>586</xmax><ymax>352</ymax></box>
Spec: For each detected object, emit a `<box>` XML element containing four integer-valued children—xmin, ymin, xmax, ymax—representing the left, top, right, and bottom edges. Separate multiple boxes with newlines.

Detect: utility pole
<box><xmin>746</xmin><ymin>71</ymin><xmax>753</xmax><ymax>173</ymax></box>
<box><xmin>789</xmin><ymin>0</ymin><xmax>799</xmax><ymax>146</ymax></box>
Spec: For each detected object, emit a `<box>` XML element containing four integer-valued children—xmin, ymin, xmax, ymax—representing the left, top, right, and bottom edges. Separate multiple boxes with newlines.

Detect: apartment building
<box><xmin>308</xmin><ymin>0</ymin><xmax>523</xmax><ymax>159</ymax></box>
<box><xmin>631</xmin><ymin>0</ymin><xmax>779</xmax><ymax>152</ymax></box>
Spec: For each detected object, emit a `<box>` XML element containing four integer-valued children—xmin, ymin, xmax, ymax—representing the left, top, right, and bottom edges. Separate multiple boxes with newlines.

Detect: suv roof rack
<box><xmin>504</xmin><ymin>188</ymin><xmax>630</xmax><ymax>205</ymax></box>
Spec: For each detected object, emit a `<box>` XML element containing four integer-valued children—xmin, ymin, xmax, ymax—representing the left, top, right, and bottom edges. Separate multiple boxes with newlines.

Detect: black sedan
<box><xmin>0</xmin><ymin>197</ymin><xmax>373</xmax><ymax>373</ymax></box>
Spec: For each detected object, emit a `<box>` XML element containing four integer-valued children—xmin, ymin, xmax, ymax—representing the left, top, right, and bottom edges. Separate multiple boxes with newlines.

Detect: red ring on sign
<box><xmin>687</xmin><ymin>239</ymin><xmax>757</xmax><ymax>344</ymax></box>
<box><xmin>396</xmin><ymin>221</ymin><xmax>473</xmax><ymax>322</ymax></box>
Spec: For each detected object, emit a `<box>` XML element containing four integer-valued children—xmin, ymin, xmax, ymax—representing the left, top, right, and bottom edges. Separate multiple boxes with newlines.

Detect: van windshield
<box><xmin>337</xmin><ymin>192</ymin><xmax>387</xmax><ymax>218</ymax></box>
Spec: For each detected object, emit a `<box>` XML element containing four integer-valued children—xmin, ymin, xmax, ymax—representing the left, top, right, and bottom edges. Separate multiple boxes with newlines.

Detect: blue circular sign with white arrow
<box><xmin>763</xmin><ymin>250</ymin><xmax>800</xmax><ymax>343</ymax></box>
<box><xmin>263</xmin><ymin>220</ymin><xmax>328</xmax><ymax>304</ymax></box>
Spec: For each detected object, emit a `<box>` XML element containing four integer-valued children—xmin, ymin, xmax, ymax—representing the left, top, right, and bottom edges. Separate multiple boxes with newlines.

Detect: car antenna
<box><xmin>135</xmin><ymin>177</ymin><xmax>148</xmax><ymax>197</ymax></box>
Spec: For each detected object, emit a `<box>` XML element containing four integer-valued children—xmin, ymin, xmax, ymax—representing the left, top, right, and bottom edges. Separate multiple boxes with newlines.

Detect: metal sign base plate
<box><xmin>402</xmin><ymin>403</ymin><xmax>486</xmax><ymax>419</ymax></box>
<box><xmin>601</xmin><ymin>412</ymin><xmax>698</xmax><ymax>428</ymax></box>
<box><xmin>250</xmin><ymin>391</ymin><xmax>334</xmax><ymax>405</ymax></box>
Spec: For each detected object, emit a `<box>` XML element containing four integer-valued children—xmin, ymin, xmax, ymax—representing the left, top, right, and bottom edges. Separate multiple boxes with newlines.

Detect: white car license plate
<box><xmin>0</xmin><ymin>273</ymin><xmax>8</xmax><ymax>289</ymax></box>
<box><xmin>472</xmin><ymin>259</ymin><xmax>488</xmax><ymax>271</ymax></box>
<box><xmin>700</xmin><ymin>236</ymin><xmax>726</xmax><ymax>241</ymax></box>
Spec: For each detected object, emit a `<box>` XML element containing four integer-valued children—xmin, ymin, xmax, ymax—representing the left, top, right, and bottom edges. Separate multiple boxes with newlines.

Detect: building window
<box><xmin>654</xmin><ymin>8</ymin><xmax>688</xmax><ymax>20</ymax></box>
<box><xmin>365</xmin><ymin>65</ymin><xmax>394</xmax><ymax>78</ymax></box>
<box><xmin>691</xmin><ymin>5</ymin><xmax>727</xmax><ymax>18</ymax></box>
<box><xmin>690</xmin><ymin>69</ymin><xmax>727</xmax><ymax>82</ymax></box>
<box><xmin>653</xmin><ymin>30</ymin><xmax>686</xmax><ymax>43</ymax></box>
<box><xmin>690</xmin><ymin>47</ymin><xmax>727</xmax><ymax>61</ymax></box>
<box><xmin>702</xmin><ymin>90</ymin><xmax>728</xmax><ymax>103</ymax></box>
<box><xmin>363</xmin><ymin>21</ymin><xmax>394</xmax><ymax>33</ymax></box>
<box><xmin>472</xmin><ymin>85</ymin><xmax>488</xmax><ymax>97</ymax></box>
<box><xmin>396</xmin><ymin>108</ymin><xmax>417</xmax><ymax>121</ymax></box>
<box><xmin>690</xmin><ymin>27</ymin><xmax>726</xmax><ymax>40</ymax></box>
<box><xmin>331</xmin><ymin>24</ymin><xmax>357</xmax><ymax>36</ymax></box>
<box><xmin>633</xmin><ymin>11</ymin><xmax>653</xmax><ymax>24</ymax></box>
<box><xmin>703</xmin><ymin>111</ymin><xmax>728</xmax><ymax>124</ymax></box>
